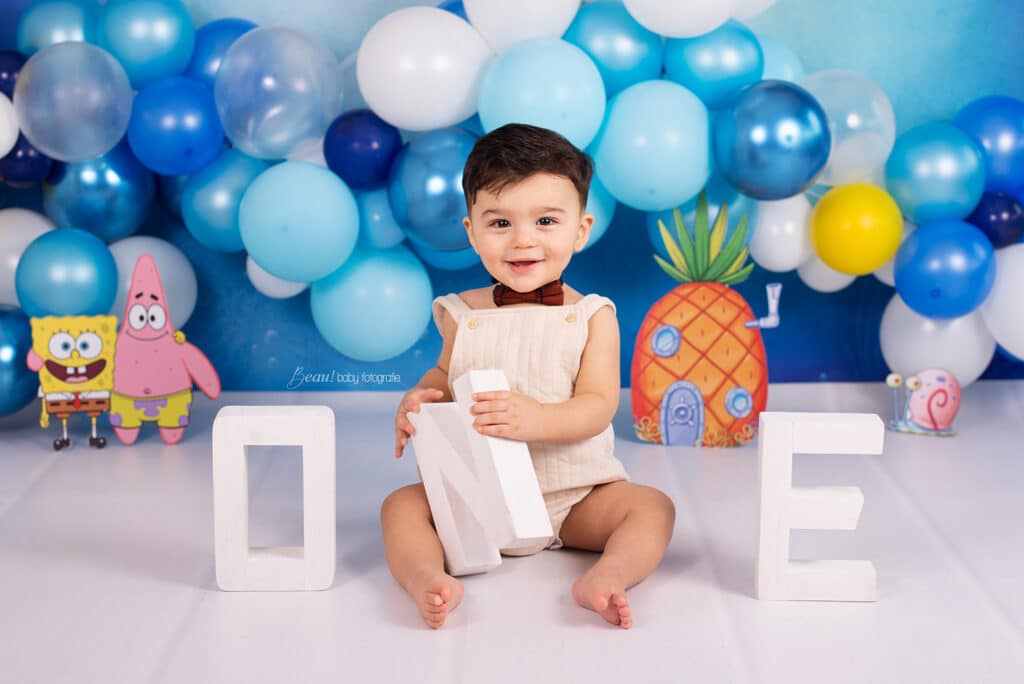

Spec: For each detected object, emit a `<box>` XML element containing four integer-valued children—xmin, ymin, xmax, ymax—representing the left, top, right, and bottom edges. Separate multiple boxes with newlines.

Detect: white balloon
<box><xmin>734</xmin><ymin>0</ymin><xmax>776</xmax><ymax>20</ymax></box>
<box><xmin>980</xmin><ymin>244</ymin><xmax>1024</xmax><ymax>359</ymax></box>
<box><xmin>0</xmin><ymin>93</ymin><xmax>17</xmax><ymax>158</ymax></box>
<box><xmin>880</xmin><ymin>293</ymin><xmax>995</xmax><ymax>387</ymax></box>
<box><xmin>873</xmin><ymin>220</ymin><xmax>916</xmax><ymax>287</ymax></box>
<box><xmin>246</xmin><ymin>256</ymin><xmax>308</xmax><ymax>299</ymax></box>
<box><xmin>464</xmin><ymin>0</ymin><xmax>579</xmax><ymax>53</ymax></box>
<box><xmin>749</xmin><ymin>195</ymin><xmax>813</xmax><ymax>272</ymax></box>
<box><xmin>108</xmin><ymin>237</ymin><xmax>198</xmax><ymax>329</ymax></box>
<box><xmin>622</xmin><ymin>0</ymin><xmax>736</xmax><ymax>38</ymax></box>
<box><xmin>357</xmin><ymin>7</ymin><xmax>493</xmax><ymax>130</ymax></box>
<box><xmin>0</xmin><ymin>208</ymin><xmax>55</xmax><ymax>307</ymax></box>
<box><xmin>797</xmin><ymin>254</ymin><xmax>855</xmax><ymax>292</ymax></box>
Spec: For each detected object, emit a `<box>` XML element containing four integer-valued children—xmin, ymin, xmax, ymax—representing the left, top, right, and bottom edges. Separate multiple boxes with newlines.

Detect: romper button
<box><xmin>565</xmin><ymin>313</ymin><xmax>577</xmax><ymax>323</ymax></box>
<box><xmin>467</xmin><ymin>319</ymin><xmax>479</xmax><ymax>330</ymax></box>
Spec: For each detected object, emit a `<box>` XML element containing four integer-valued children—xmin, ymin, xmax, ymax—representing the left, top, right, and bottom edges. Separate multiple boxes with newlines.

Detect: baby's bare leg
<box><xmin>559</xmin><ymin>481</ymin><xmax>676</xmax><ymax>629</ymax></box>
<box><xmin>380</xmin><ymin>483</ymin><xmax>464</xmax><ymax>629</ymax></box>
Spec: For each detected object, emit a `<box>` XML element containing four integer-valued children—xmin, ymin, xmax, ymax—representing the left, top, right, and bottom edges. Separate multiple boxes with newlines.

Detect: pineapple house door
<box><xmin>660</xmin><ymin>381</ymin><xmax>704</xmax><ymax>447</ymax></box>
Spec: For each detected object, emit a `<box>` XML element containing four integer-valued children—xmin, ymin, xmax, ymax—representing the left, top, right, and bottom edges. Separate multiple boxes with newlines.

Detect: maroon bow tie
<box><xmin>492</xmin><ymin>278</ymin><xmax>565</xmax><ymax>307</ymax></box>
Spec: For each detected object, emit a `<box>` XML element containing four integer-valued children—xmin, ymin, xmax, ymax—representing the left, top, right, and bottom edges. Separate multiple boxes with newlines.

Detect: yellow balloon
<box><xmin>811</xmin><ymin>183</ymin><xmax>903</xmax><ymax>275</ymax></box>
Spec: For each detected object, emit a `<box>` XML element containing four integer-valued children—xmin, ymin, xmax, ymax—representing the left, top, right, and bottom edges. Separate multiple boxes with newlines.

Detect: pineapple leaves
<box><xmin>671</xmin><ymin>208</ymin><xmax>698</xmax><ymax>274</ymax></box>
<box><xmin>654</xmin><ymin>254</ymin><xmax>692</xmax><ymax>283</ymax></box>
<box><xmin>703</xmin><ymin>214</ymin><xmax>750</xmax><ymax>282</ymax></box>
<box><xmin>652</xmin><ymin>195</ymin><xmax>754</xmax><ymax>286</ymax></box>
<box><xmin>657</xmin><ymin>220</ymin><xmax>690</xmax><ymax>278</ymax></box>
<box><xmin>693</xmin><ymin>192</ymin><xmax>710</xmax><ymax>276</ymax></box>
<box><xmin>719</xmin><ymin>262</ymin><xmax>755</xmax><ymax>285</ymax></box>
<box><xmin>709</xmin><ymin>202</ymin><xmax>728</xmax><ymax>262</ymax></box>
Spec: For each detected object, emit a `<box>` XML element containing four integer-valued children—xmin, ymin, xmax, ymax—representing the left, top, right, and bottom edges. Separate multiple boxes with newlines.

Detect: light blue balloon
<box><xmin>563</xmin><ymin>2</ymin><xmax>663</xmax><ymax>98</ymax></box>
<box><xmin>406</xmin><ymin>233</ymin><xmax>481</xmax><ymax>271</ymax></box>
<box><xmin>581</xmin><ymin>174</ymin><xmax>617</xmax><ymax>251</ymax></box>
<box><xmin>14</xmin><ymin>228</ymin><xmax>117</xmax><ymax>317</ymax></box>
<box><xmin>645</xmin><ymin>175</ymin><xmax>757</xmax><ymax>261</ymax></box>
<box><xmin>310</xmin><ymin>246</ymin><xmax>433</xmax><ymax>362</ymax></box>
<box><xmin>96</xmin><ymin>0</ymin><xmax>195</xmax><ymax>89</ymax></box>
<box><xmin>357</xmin><ymin>189</ymin><xmax>406</xmax><ymax>250</ymax></box>
<box><xmin>16</xmin><ymin>0</ymin><xmax>99</xmax><ymax>56</ymax></box>
<box><xmin>665</xmin><ymin>20</ymin><xmax>763</xmax><ymax>110</ymax></box>
<box><xmin>477</xmin><ymin>38</ymin><xmax>606</xmax><ymax>150</ymax></box>
<box><xmin>239</xmin><ymin>162</ymin><xmax>358</xmax><ymax>283</ymax></box>
<box><xmin>885</xmin><ymin>122</ymin><xmax>986</xmax><ymax>224</ymax></box>
<box><xmin>757</xmin><ymin>35</ymin><xmax>805</xmax><ymax>83</ymax></box>
<box><xmin>43</xmin><ymin>138</ymin><xmax>155</xmax><ymax>243</ymax></box>
<box><xmin>182</xmin><ymin>149</ymin><xmax>268</xmax><ymax>252</ymax></box>
<box><xmin>591</xmin><ymin>80</ymin><xmax>711</xmax><ymax>212</ymax></box>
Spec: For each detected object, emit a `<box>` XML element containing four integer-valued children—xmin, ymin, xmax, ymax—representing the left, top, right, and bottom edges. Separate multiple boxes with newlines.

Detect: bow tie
<box><xmin>492</xmin><ymin>278</ymin><xmax>565</xmax><ymax>307</ymax></box>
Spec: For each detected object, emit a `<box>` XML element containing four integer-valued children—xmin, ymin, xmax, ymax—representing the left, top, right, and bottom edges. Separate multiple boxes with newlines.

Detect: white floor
<box><xmin>1</xmin><ymin>382</ymin><xmax>1023</xmax><ymax>684</ymax></box>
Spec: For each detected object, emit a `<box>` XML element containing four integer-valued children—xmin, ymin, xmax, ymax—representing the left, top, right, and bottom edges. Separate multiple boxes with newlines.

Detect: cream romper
<box><xmin>432</xmin><ymin>292</ymin><xmax>630</xmax><ymax>557</ymax></box>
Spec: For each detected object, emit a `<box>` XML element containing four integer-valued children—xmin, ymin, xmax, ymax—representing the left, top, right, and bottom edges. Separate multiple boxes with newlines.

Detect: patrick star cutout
<box><xmin>111</xmin><ymin>254</ymin><xmax>220</xmax><ymax>445</ymax></box>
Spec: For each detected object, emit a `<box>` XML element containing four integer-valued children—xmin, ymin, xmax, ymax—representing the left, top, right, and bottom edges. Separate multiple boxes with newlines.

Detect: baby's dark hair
<box><xmin>462</xmin><ymin>123</ymin><xmax>593</xmax><ymax>212</ymax></box>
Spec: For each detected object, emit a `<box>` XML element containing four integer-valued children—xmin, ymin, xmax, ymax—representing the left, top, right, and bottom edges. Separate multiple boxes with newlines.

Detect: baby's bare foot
<box><xmin>407</xmin><ymin>568</ymin><xmax>464</xmax><ymax>629</ymax></box>
<box><xmin>572</xmin><ymin>565</ymin><xmax>633</xmax><ymax>629</ymax></box>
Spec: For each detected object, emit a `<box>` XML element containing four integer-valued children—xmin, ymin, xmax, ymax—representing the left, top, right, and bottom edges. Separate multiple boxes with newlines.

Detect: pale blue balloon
<box><xmin>757</xmin><ymin>35</ymin><xmax>805</xmax><ymax>82</ymax></box>
<box><xmin>563</xmin><ymin>2</ymin><xmax>663</xmax><ymax>98</ymax></box>
<box><xmin>182</xmin><ymin>149</ymin><xmax>268</xmax><ymax>252</ymax></box>
<box><xmin>477</xmin><ymin>38</ymin><xmax>606</xmax><ymax>150</ymax></box>
<box><xmin>310</xmin><ymin>246</ymin><xmax>433</xmax><ymax>362</ymax></box>
<box><xmin>357</xmin><ymin>189</ymin><xmax>406</xmax><ymax>251</ymax></box>
<box><xmin>581</xmin><ymin>174</ymin><xmax>617</xmax><ymax>251</ymax></box>
<box><xmin>665</xmin><ymin>20</ymin><xmax>763</xmax><ymax>110</ymax></box>
<box><xmin>16</xmin><ymin>0</ymin><xmax>99</xmax><ymax>56</ymax></box>
<box><xmin>96</xmin><ymin>0</ymin><xmax>195</xmax><ymax>89</ymax></box>
<box><xmin>885</xmin><ymin>122</ymin><xmax>986</xmax><ymax>224</ymax></box>
<box><xmin>591</xmin><ymin>80</ymin><xmax>711</xmax><ymax>212</ymax></box>
<box><xmin>406</xmin><ymin>233</ymin><xmax>481</xmax><ymax>271</ymax></box>
<box><xmin>14</xmin><ymin>228</ymin><xmax>117</xmax><ymax>317</ymax></box>
<box><xmin>239</xmin><ymin>162</ymin><xmax>359</xmax><ymax>282</ymax></box>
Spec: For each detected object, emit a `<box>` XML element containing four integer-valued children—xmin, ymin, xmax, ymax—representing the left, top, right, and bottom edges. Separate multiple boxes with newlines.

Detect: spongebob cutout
<box><xmin>27</xmin><ymin>315</ymin><xmax>118</xmax><ymax>450</ymax></box>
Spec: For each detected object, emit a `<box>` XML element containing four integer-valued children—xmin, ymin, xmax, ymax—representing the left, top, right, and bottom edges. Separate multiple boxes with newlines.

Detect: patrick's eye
<box><xmin>129</xmin><ymin>304</ymin><xmax>147</xmax><ymax>330</ymax></box>
<box><xmin>48</xmin><ymin>332</ymin><xmax>75</xmax><ymax>360</ymax></box>
<box><xmin>148</xmin><ymin>304</ymin><xmax>167</xmax><ymax>330</ymax></box>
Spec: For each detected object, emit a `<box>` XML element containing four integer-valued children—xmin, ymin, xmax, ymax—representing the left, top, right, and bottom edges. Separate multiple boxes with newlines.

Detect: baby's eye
<box><xmin>537</xmin><ymin>217</ymin><xmax>557</xmax><ymax>226</ymax></box>
<box><xmin>490</xmin><ymin>219</ymin><xmax>510</xmax><ymax>228</ymax></box>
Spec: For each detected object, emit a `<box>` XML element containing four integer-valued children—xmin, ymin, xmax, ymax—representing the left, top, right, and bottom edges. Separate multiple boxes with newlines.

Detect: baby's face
<box><xmin>463</xmin><ymin>173</ymin><xmax>593</xmax><ymax>293</ymax></box>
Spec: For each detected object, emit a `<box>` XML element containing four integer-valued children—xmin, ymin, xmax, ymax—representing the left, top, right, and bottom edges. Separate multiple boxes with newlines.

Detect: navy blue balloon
<box><xmin>0</xmin><ymin>49</ymin><xmax>26</xmax><ymax>99</ymax></box>
<box><xmin>0</xmin><ymin>305</ymin><xmax>36</xmax><ymax>417</ymax></box>
<box><xmin>185</xmin><ymin>18</ymin><xmax>257</xmax><ymax>90</ymax></box>
<box><xmin>712</xmin><ymin>80</ymin><xmax>831</xmax><ymax>200</ymax></box>
<box><xmin>157</xmin><ymin>173</ymin><xmax>188</xmax><ymax>219</ymax></box>
<box><xmin>894</xmin><ymin>220</ymin><xmax>996</xmax><ymax>319</ymax></box>
<box><xmin>323</xmin><ymin>109</ymin><xmax>402</xmax><ymax>191</ymax></box>
<box><xmin>43</xmin><ymin>139</ymin><xmax>155</xmax><ymax>242</ymax></box>
<box><xmin>966</xmin><ymin>192</ymin><xmax>1024</xmax><ymax>248</ymax></box>
<box><xmin>127</xmin><ymin>76</ymin><xmax>225</xmax><ymax>176</ymax></box>
<box><xmin>0</xmin><ymin>133</ymin><xmax>53</xmax><ymax>187</ymax></box>
<box><xmin>438</xmin><ymin>0</ymin><xmax>468</xmax><ymax>21</ymax></box>
<box><xmin>387</xmin><ymin>127</ymin><xmax>477</xmax><ymax>252</ymax></box>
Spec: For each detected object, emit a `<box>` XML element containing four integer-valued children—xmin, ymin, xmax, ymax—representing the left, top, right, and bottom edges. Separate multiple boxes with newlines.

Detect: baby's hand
<box><xmin>395</xmin><ymin>388</ymin><xmax>445</xmax><ymax>458</ymax></box>
<box><xmin>470</xmin><ymin>391</ymin><xmax>544</xmax><ymax>442</ymax></box>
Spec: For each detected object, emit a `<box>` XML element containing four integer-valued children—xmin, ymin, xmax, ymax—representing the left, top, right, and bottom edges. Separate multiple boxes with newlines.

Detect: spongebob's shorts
<box><xmin>110</xmin><ymin>389</ymin><xmax>193</xmax><ymax>429</ymax></box>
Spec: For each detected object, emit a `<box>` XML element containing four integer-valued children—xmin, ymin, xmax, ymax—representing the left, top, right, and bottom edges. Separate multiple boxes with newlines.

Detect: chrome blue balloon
<box><xmin>43</xmin><ymin>139</ymin><xmax>155</xmax><ymax>242</ymax></box>
<box><xmin>16</xmin><ymin>0</ymin><xmax>98</xmax><ymax>56</ymax></box>
<box><xmin>884</xmin><ymin>122</ymin><xmax>985</xmax><ymax>224</ymax></box>
<box><xmin>894</xmin><ymin>220</ymin><xmax>995</xmax><ymax>319</ymax></box>
<box><xmin>0</xmin><ymin>133</ymin><xmax>53</xmax><ymax>187</ymax></box>
<box><xmin>665</xmin><ymin>20</ymin><xmax>763</xmax><ymax>110</ymax></box>
<box><xmin>96</xmin><ymin>0</ymin><xmax>195</xmax><ymax>89</ymax></box>
<box><xmin>182</xmin><ymin>148</ymin><xmax>267</xmax><ymax>252</ymax></box>
<box><xmin>582</xmin><ymin>174</ymin><xmax>617</xmax><ymax>251</ymax></box>
<box><xmin>954</xmin><ymin>96</ymin><xmax>1024</xmax><ymax>194</ymax></box>
<box><xmin>185</xmin><ymin>17</ymin><xmax>257</xmax><ymax>90</ymax></box>
<box><xmin>127</xmin><ymin>76</ymin><xmax>225</xmax><ymax>176</ymax></box>
<box><xmin>406</xmin><ymin>232</ymin><xmax>480</xmax><ymax>271</ymax></box>
<box><xmin>357</xmin><ymin>188</ymin><xmax>406</xmax><ymax>250</ymax></box>
<box><xmin>563</xmin><ymin>2</ymin><xmax>663</xmax><ymax>98</ymax></box>
<box><xmin>323</xmin><ymin>109</ymin><xmax>402</xmax><ymax>191</ymax></box>
<box><xmin>713</xmin><ymin>80</ymin><xmax>831</xmax><ymax>200</ymax></box>
<box><xmin>966</xmin><ymin>192</ymin><xmax>1024</xmax><ymax>248</ymax></box>
<box><xmin>14</xmin><ymin>227</ymin><xmax>117</xmax><ymax>317</ymax></box>
<box><xmin>0</xmin><ymin>304</ymin><xmax>36</xmax><ymax>417</ymax></box>
<box><xmin>388</xmin><ymin>127</ymin><xmax>477</xmax><ymax>252</ymax></box>
<box><xmin>0</xmin><ymin>50</ymin><xmax>26</xmax><ymax>99</ymax></box>
<box><xmin>156</xmin><ymin>173</ymin><xmax>188</xmax><ymax>218</ymax></box>
<box><xmin>310</xmin><ymin>246</ymin><xmax>433</xmax><ymax>362</ymax></box>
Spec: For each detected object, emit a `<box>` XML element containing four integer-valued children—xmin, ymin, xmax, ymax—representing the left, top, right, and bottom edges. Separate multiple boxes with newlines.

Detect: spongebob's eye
<box><xmin>129</xmin><ymin>304</ymin><xmax>147</xmax><ymax>330</ymax></box>
<box><xmin>148</xmin><ymin>304</ymin><xmax>167</xmax><ymax>330</ymax></box>
<box><xmin>76</xmin><ymin>332</ymin><xmax>102</xmax><ymax>360</ymax></box>
<box><xmin>48</xmin><ymin>332</ymin><xmax>75</xmax><ymax>360</ymax></box>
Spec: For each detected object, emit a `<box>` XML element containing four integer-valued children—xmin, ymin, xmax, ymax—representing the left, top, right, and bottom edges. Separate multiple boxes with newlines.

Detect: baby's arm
<box><xmin>394</xmin><ymin>308</ymin><xmax>457</xmax><ymax>457</ymax></box>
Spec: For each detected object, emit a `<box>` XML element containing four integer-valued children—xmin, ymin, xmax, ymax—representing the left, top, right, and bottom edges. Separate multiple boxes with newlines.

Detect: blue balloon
<box><xmin>156</xmin><ymin>173</ymin><xmax>188</xmax><ymax>219</ymax></box>
<box><xmin>438</xmin><ymin>0</ymin><xmax>468</xmax><ymax>21</ymax></box>
<box><xmin>563</xmin><ymin>2</ymin><xmax>663</xmax><ymax>98</ymax></box>
<box><xmin>0</xmin><ymin>50</ymin><xmax>26</xmax><ymax>99</ymax></box>
<box><xmin>239</xmin><ymin>161</ymin><xmax>359</xmax><ymax>282</ymax></box>
<box><xmin>966</xmin><ymin>192</ymin><xmax>1024</xmax><ymax>249</ymax></box>
<box><xmin>310</xmin><ymin>246</ymin><xmax>433</xmax><ymax>362</ymax></box>
<box><xmin>954</xmin><ymin>96</ymin><xmax>1024</xmax><ymax>194</ymax></box>
<box><xmin>458</xmin><ymin>113</ymin><xmax>485</xmax><ymax>137</ymax></box>
<box><xmin>388</xmin><ymin>127</ymin><xmax>477</xmax><ymax>252</ymax></box>
<box><xmin>665</xmin><ymin>21</ymin><xmax>763</xmax><ymax>110</ymax></box>
<box><xmin>357</xmin><ymin>188</ymin><xmax>406</xmax><ymax>251</ymax></box>
<box><xmin>16</xmin><ymin>0</ymin><xmax>98</xmax><ymax>56</ymax></box>
<box><xmin>894</xmin><ymin>220</ymin><xmax>995</xmax><ymax>319</ymax></box>
<box><xmin>0</xmin><ymin>133</ymin><xmax>53</xmax><ymax>187</ymax></box>
<box><xmin>96</xmin><ymin>0</ymin><xmax>195</xmax><ymax>89</ymax></box>
<box><xmin>885</xmin><ymin>122</ymin><xmax>985</xmax><ymax>225</ymax></box>
<box><xmin>406</xmin><ymin>232</ymin><xmax>480</xmax><ymax>271</ymax></box>
<box><xmin>182</xmin><ymin>148</ymin><xmax>267</xmax><ymax>252</ymax></box>
<box><xmin>127</xmin><ymin>76</ymin><xmax>224</xmax><ymax>176</ymax></box>
<box><xmin>185</xmin><ymin>17</ymin><xmax>257</xmax><ymax>90</ymax></box>
<box><xmin>323</xmin><ymin>109</ymin><xmax>402</xmax><ymax>191</ymax></box>
<box><xmin>477</xmin><ymin>38</ymin><xmax>607</xmax><ymax>150</ymax></box>
<box><xmin>757</xmin><ymin>35</ymin><xmax>805</xmax><ymax>83</ymax></box>
<box><xmin>713</xmin><ymin>80</ymin><xmax>830</xmax><ymax>201</ymax></box>
<box><xmin>0</xmin><ymin>305</ymin><xmax>36</xmax><ymax>417</ymax></box>
<box><xmin>591</xmin><ymin>80</ymin><xmax>710</xmax><ymax>212</ymax></box>
<box><xmin>14</xmin><ymin>228</ymin><xmax>117</xmax><ymax>317</ymax></box>
<box><xmin>43</xmin><ymin>139</ymin><xmax>155</xmax><ymax>242</ymax></box>
<box><xmin>582</xmin><ymin>175</ymin><xmax>617</xmax><ymax>251</ymax></box>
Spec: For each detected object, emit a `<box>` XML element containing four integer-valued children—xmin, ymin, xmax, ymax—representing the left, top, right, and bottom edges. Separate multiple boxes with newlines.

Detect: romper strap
<box><xmin>432</xmin><ymin>293</ymin><xmax>472</xmax><ymax>334</ymax></box>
